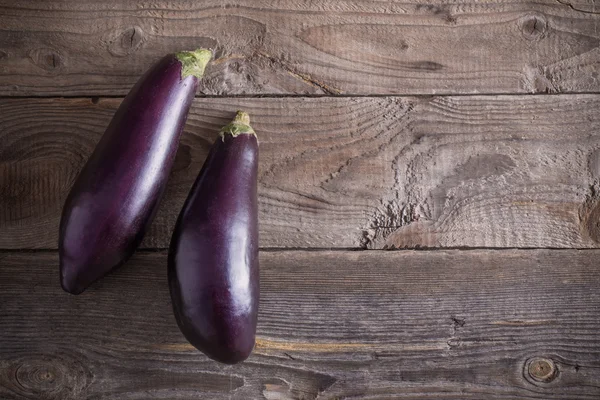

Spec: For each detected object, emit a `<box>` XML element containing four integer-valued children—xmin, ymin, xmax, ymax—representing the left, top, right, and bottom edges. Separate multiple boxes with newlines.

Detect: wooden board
<box><xmin>1</xmin><ymin>250</ymin><xmax>599</xmax><ymax>399</ymax></box>
<box><xmin>1</xmin><ymin>0</ymin><xmax>600</xmax><ymax>96</ymax></box>
<box><xmin>2</xmin><ymin>95</ymin><xmax>600</xmax><ymax>250</ymax></box>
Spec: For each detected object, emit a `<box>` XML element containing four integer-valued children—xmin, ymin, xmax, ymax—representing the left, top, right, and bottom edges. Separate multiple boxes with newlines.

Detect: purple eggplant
<box><xmin>59</xmin><ymin>49</ymin><xmax>212</xmax><ymax>295</ymax></box>
<box><xmin>168</xmin><ymin>111</ymin><xmax>259</xmax><ymax>364</ymax></box>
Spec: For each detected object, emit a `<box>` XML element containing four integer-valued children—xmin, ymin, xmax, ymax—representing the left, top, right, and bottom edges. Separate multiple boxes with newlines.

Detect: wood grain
<box><xmin>1</xmin><ymin>0</ymin><xmax>600</xmax><ymax>96</ymax></box>
<box><xmin>1</xmin><ymin>250</ymin><xmax>599</xmax><ymax>399</ymax></box>
<box><xmin>2</xmin><ymin>95</ymin><xmax>600</xmax><ymax>250</ymax></box>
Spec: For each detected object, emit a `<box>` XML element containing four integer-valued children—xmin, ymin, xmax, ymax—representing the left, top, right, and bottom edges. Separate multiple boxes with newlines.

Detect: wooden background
<box><xmin>1</xmin><ymin>0</ymin><xmax>600</xmax><ymax>399</ymax></box>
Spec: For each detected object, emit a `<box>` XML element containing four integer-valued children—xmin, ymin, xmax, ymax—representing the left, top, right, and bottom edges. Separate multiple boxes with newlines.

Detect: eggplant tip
<box><xmin>180</xmin><ymin>327</ymin><xmax>256</xmax><ymax>364</ymax></box>
<box><xmin>219</xmin><ymin>110</ymin><xmax>256</xmax><ymax>138</ymax></box>
<box><xmin>59</xmin><ymin>262</ymin><xmax>87</xmax><ymax>295</ymax></box>
<box><xmin>60</xmin><ymin>278</ymin><xmax>86</xmax><ymax>295</ymax></box>
<box><xmin>176</xmin><ymin>48</ymin><xmax>212</xmax><ymax>80</ymax></box>
<box><xmin>205</xmin><ymin>346</ymin><xmax>253</xmax><ymax>365</ymax></box>
<box><xmin>233</xmin><ymin>110</ymin><xmax>251</xmax><ymax>126</ymax></box>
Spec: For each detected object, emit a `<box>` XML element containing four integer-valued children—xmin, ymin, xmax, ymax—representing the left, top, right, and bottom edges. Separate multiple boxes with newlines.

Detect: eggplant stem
<box><xmin>176</xmin><ymin>49</ymin><xmax>212</xmax><ymax>80</ymax></box>
<box><xmin>220</xmin><ymin>111</ymin><xmax>256</xmax><ymax>139</ymax></box>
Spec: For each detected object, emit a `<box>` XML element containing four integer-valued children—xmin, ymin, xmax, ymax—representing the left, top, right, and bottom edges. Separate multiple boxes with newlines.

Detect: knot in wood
<box><xmin>527</xmin><ymin>357</ymin><xmax>557</xmax><ymax>382</ymax></box>
<box><xmin>28</xmin><ymin>48</ymin><xmax>64</xmax><ymax>72</ymax></box>
<box><xmin>583</xmin><ymin>201</ymin><xmax>600</xmax><ymax>243</ymax></box>
<box><xmin>580</xmin><ymin>179</ymin><xmax>600</xmax><ymax>244</ymax></box>
<box><xmin>15</xmin><ymin>359</ymin><xmax>63</xmax><ymax>393</ymax></box>
<box><xmin>5</xmin><ymin>354</ymin><xmax>93</xmax><ymax>399</ymax></box>
<box><xmin>520</xmin><ymin>14</ymin><xmax>548</xmax><ymax>41</ymax></box>
<box><xmin>106</xmin><ymin>26</ymin><xmax>145</xmax><ymax>57</ymax></box>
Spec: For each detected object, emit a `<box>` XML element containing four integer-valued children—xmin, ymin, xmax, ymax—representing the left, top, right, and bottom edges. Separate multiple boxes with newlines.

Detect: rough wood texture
<box><xmin>2</xmin><ymin>95</ymin><xmax>600</xmax><ymax>250</ymax></box>
<box><xmin>1</xmin><ymin>0</ymin><xmax>600</xmax><ymax>96</ymax></box>
<box><xmin>1</xmin><ymin>250</ymin><xmax>599</xmax><ymax>399</ymax></box>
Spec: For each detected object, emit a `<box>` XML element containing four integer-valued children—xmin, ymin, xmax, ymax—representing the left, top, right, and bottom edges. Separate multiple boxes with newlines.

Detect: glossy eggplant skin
<box><xmin>168</xmin><ymin>116</ymin><xmax>259</xmax><ymax>364</ymax></box>
<box><xmin>60</xmin><ymin>50</ymin><xmax>210</xmax><ymax>295</ymax></box>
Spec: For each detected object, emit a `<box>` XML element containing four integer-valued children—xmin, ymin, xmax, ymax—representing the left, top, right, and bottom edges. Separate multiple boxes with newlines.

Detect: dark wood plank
<box><xmin>1</xmin><ymin>250</ymin><xmax>599</xmax><ymax>399</ymax></box>
<box><xmin>1</xmin><ymin>0</ymin><xmax>600</xmax><ymax>96</ymax></box>
<box><xmin>2</xmin><ymin>95</ymin><xmax>600</xmax><ymax>250</ymax></box>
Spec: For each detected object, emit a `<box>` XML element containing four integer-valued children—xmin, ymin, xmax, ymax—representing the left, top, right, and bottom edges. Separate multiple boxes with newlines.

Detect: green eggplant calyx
<box><xmin>220</xmin><ymin>111</ymin><xmax>256</xmax><ymax>140</ymax></box>
<box><xmin>176</xmin><ymin>48</ymin><xmax>212</xmax><ymax>80</ymax></box>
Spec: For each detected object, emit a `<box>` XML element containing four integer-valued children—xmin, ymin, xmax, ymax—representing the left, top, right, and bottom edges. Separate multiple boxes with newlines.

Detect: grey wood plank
<box><xmin>1</xmin><ymin>95</ymin><xmax>600</xmax><ymax>249</ymax></box>
<box><xmin>1</xmin><ymin>0</ymin><xmax>599</xmax><ymax>96</ymax></box>
<box><xmin>1</xmin><ymin>250</ymin><xmax>599</xmax><ymax>399</ymax></box>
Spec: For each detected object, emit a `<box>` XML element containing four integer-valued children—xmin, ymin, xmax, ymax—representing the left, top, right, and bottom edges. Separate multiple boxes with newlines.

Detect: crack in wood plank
<box><xmin>556</xmin><ymin>0</ymin><xmax>600</xmax><ymax>15</ymax></box>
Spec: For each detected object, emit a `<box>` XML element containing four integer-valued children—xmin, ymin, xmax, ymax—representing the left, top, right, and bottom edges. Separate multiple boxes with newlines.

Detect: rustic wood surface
<box><xmin>2</xmin><ymin>95</ymin><xmax>600</xmax><ymax>250</ymax></box>
<box><xmin>2</xmin><ymin>0</ymin><xmax>600</xmax><ymax>398</ymax></box>
<box><xmin>1</xmin><ymin>0</ymin><xmax>600</xmax><ymax>96</ymax></box>
<box><xmin>1</xmin><ymin>250</ymin><xmax>599</xmax><ymax>400</ymax></box>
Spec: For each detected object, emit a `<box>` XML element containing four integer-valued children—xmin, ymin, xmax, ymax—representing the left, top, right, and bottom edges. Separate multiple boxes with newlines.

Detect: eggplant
<box><xmin>168</xmin><ymin>111</ymin><xmax>259</xmax><ymax>364</ymax></box>
<box><xmin>59</xmin><ymin>49</ymin><xmax>212</xmax><ymax>295</ymax></box>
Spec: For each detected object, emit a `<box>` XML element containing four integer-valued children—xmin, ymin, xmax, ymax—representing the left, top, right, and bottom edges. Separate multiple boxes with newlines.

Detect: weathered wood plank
<box><xmin>2</xmin><ymin>95</ymin><xmax>600</xmax><ymax>250</ymax></box>
<box><xmin>1</xmin><ymin>95</ymin><xmax>600</xmax><ymax>250</ymax></box>
<box><xmin>1</xmin><ymin>250</ymin><xmax>599</xmax><ymax>399</ymax></box>
<box><xmin>1</xmin><ymin>0</ymin><xmax>600</xmax><ymax>96</ymax></box>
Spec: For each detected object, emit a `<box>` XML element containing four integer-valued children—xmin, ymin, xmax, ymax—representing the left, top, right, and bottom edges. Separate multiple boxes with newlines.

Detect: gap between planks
<box><xmin>3</xmin><ymin>247</ymin><xmax>600</xmax><ymax>253</ymax></box>
<box><xmin>3</xmin><ymin>91</ymin><xmax>600</xmax><ymax>100</ymax></box>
